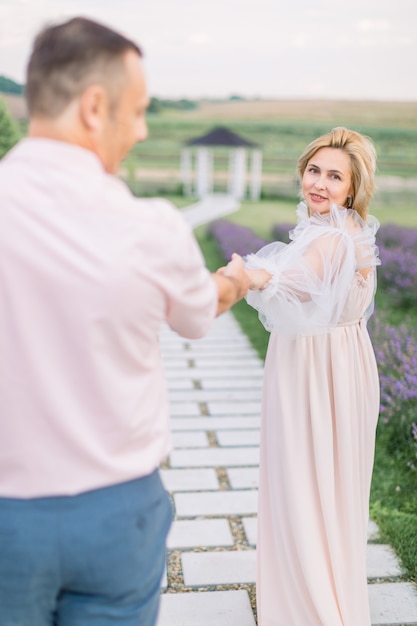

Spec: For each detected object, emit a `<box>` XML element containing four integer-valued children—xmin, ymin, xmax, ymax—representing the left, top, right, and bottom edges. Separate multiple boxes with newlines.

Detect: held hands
<box><xmin>217</xmin><ymin>253</ymin><xmax>250</xmax><ymax>301</ymax></box>
<box><xmin>246</xmin><ymin>268</ymin><xmax>273</xmax><ymax>291</ymax></box>
<box><xmin>217</xmin><ymin>255</ymin><xmax>272</xmax><ymax>293</ymax></box>
<box><xmin>214</xmin><ymin>254</ymin><xmax>272</xmax><ymax>316</ymax></box>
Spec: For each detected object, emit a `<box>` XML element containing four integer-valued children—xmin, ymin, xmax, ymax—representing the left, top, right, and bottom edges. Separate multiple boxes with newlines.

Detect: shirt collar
<box><xmin>6</xmin><ymin>137</ymin><xmax>106</xmax><ymax>175</ymax></box>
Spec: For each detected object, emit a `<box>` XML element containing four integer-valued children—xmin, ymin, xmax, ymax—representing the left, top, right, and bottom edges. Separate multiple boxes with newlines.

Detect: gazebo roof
<box><xmin>185</xmin><ymin>126</ymin><xmax>258</xmax><ymax>148</ymax></box>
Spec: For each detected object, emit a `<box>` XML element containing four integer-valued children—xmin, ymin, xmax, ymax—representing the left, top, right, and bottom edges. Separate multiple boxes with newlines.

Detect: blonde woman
<box><xmin>246</xmin><ymin>127</ymin><xmax>380</xmax><ymax>626</ymax></box>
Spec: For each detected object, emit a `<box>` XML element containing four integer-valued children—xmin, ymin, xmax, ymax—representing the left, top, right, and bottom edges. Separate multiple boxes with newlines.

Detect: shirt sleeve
<box><xmin>140</xmin><ymin>199</ymin><xmax>217</xmax><ymax>339</ymax></box>
<box><xmin>166</xmin><ymin>221</ymin><xmax>218</xmax><ymax>339</ymax></box>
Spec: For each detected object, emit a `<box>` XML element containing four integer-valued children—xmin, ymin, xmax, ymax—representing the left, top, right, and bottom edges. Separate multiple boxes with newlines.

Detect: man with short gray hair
<box><xmin>0</xmin><ymin>16</ymin><xmax>249</xmax><ymax>626</ymax></box>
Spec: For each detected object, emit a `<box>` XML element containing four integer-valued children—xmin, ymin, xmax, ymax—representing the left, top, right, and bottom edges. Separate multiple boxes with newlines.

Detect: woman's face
<box><xmin>302</xmin><ymin>147</ymin><xmax>352</xmax><ymax>215</ymax></box>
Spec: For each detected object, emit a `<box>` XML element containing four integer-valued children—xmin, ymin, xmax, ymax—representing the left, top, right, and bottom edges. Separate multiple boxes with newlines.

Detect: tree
<box><xmin>0</xmin><ymin>75</ymin><xmax>24</xmax><ymax>95</ymax></box>
<box><xmin>0</xmin><ymin>98</ymin><xmax>20</xmax><ymax>158</ymax></box>
<box><xmin>147</xmin><ymin>97</ymin><xmax>162</xmax><ymax>114</ymax></box>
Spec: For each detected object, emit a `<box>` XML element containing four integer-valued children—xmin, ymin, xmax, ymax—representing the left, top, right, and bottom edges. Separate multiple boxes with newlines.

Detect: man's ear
<box><xmin>79</xmin><ymin>84</ymin><xmax>108</xmax><ymax>132</ymax></box>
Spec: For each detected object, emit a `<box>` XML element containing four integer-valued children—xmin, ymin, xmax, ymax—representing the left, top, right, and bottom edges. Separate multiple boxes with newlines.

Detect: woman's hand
<box><xmin>246</xmin><ymin>268</ymin><xmax>273</xmax><ymax>291</ymax></box>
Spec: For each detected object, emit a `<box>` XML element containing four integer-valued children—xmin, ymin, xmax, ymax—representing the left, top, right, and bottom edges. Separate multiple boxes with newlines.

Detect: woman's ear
<box><xmin>346</xmin><ymin>195</ymin><xmax>353</xmax><ymax>209</ymax></box>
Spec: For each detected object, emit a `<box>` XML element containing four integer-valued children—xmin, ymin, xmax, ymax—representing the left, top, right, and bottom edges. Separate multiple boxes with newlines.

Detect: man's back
<box><xmin>0</xmin><ymin>138</ymin><xmax>217</xmax><ymax>498</ymax></box>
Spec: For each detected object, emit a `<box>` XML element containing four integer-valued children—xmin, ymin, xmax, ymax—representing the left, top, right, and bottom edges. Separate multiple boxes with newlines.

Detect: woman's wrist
<box><xmin>248</xmin><ymin>269</ymin><xmax>273</xmax><ymax>290</ymax></box>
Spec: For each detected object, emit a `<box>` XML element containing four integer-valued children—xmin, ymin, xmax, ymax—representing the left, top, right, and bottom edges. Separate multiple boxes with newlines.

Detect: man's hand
<box><xmin>212</xmin><ymin>253</ymin><xmax>250</xmax><ymax>316</ymax></box>
<box><xmin>218</xmin><ymin>253</ymin><xmax>250</xmax><ymax>299</ymax></box>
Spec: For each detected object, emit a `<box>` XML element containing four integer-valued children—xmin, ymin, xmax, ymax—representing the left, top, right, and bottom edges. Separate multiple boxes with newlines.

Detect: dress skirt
<box><xmin>256</xmin><ymin>320</ymin><xmax>380</xmax><ymax>626</ymax></box>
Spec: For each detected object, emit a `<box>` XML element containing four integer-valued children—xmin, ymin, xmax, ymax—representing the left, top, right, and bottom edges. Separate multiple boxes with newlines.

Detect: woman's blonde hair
<box><xmin>296</xmin><ymin>127</ymin><xmax>377</xmax><ymax>220</ymax></box>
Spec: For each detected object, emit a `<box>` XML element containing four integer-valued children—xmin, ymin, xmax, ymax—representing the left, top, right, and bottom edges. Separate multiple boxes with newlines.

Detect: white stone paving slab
<box><xmin>178</xmin><ymin>366</ymin><xmax>264</xmax><ymax>380</ymax></box>
<box><xmin>165</xmin><ymin>369</ymin><xmax>194</xmax><ymax>379</ymax></box>
<box><xmin>217</xmin><ymin>430</ymin><xmax>261</xmax><ymax>447</ymax></box>
<box><xmin>187</xmin><ymin>340</ymin><xmax>259</xmax><ymax>359</ymax></box>
<box><xmin>169</xmin><ymin>389</ymin><xmax>262</xmax><ymax>403</ymax></box>
<box><xmin>166</xmin><ymin>378</ymin><xmax>194</xmax><ymax>390</ymax></box>
<box><xmin>157</xmin><ymin>590</ymin><xmax>256</xmax><ymax>626</ymax></box>
<box><xmin>188</xmin><ymin>334</ymin><xmax>251</xmax><ymax>344</ymax></box>
<box><xmin>207</xmin><ymin>402</ymin><xmax>261</xmax><ymax>416</ymax></box>
<box><xmin>162</xmin><ymin>339</ymin><xmax>250</xmax><ymax>351</ymax></box>
<box><xmin>182</xmin><ymin>550</ymin><xmax>256</xmax><ymax>586</ymax></box>
<box><xmin>368</xmin><ymin>519</ymin><xmax>380</xmax><ymax>541</ymax></box>
<box><xmin>171</xmin><ymin>431</ymin><xmax>208</xmax><ymax>448</ymax></box>
<box><xmin>228</xmin><ymin>467</ymin><xmax>260</xmax><ymax>489</ymax></box>
<box><xmin>241</xmin><ymin>519</ymin><xmax>399</xmax><ymax>557</ymax></box>
<box><xmin>167</xmin><ymin>519</ymin><xmax>233</xmax><ymax>549</ymax></box>
<box><xmin>242</xmin><ymin>517</ymin><xmax>257</xmax><ymax>545</ymax></box>
<box><xmin>193</xmin><ymin>357</ymin><xmax>263</xmax><ymax>369</ymax></box>
<box><xmin>182</xmin><ymin>547</ymin><xmax>408</xmax><ymax>589</ymax></box>
<box><xmin>175</xmin><ymin>490</ymin><xmax>258</xmax><ymax>517</ymax></box>
<box><xmin>170</xmin><ymin>447</ymin><xmax>260</xmax><ymax>468</ymax></box>
<box><xmin>367</xmin><ymin>544</ymin><xmax>403</xmax><ymax>579</ymax></box>
<box><xmin>369</xmin><ymin>582</ymin><xmax>417</xmax><ymax>625</ymax></box>
<box><xmin>161</xmin><ymin>356</ymin><xmax>193</xmax><ymax>367</ymax></box>
<box><xmin>170</xmin><ymin>416</ymin><xmax>261</xmax><ymax>431</ymax></box>
<box><xmin>160</xmin><ymin>468</ymin><xmax>218</xmax><ymax>492</ymax></box>
<box><xmin>169</xmin><ymin>402</ymin><xmax>201</xmax><ymax>417</ymax></box>
<box><xmin>160</xmin><ymin>563</ymin><xmax>167</xmax><ymax>590</ymax></box>
<box><xmin>201</xmin><ymin>376</ymin><xmax>263</xmax><ymax>389</ymax></box>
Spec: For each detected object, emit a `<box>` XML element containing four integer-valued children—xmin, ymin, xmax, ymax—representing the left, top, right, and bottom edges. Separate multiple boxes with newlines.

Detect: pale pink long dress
<box><xmin>245</xmin><ymin>203</ymin><xmax>380</xmax><ymax>626</ymax></box>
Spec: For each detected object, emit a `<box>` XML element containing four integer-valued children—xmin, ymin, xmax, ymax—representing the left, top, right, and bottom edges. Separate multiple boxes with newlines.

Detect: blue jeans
<box><xmin>0</xmin><ymin>470</ymin><xmax>172</xmax><ymax>626</ymax></box>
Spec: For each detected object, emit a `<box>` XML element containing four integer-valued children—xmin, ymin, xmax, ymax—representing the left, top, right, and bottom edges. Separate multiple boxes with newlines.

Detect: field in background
<box><xmin>118</xmin><ymin>99</ymin><xmax>417</xmax><ymax>203</ymax></box>
<box><xmin>3</xmin><ymin>93</ymin><xmax>417</xmax><ymax>217</ymax></box>
<box><xmin>126</xmin><ymin>100</ymin><xmax>417</xmax><ymax>224</ymax></box>
<box><xmin>186</xmin><ymin>99</ymin><xmax>417</xmax><ymax>127</ymax></box>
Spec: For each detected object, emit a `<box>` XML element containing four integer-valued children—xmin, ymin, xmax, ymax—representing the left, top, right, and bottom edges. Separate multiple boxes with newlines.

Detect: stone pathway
<box><xmin>181</xmin><ymin>193</ymin><xmax>240</xmax><ymax>229</ymax></box>
<box><xmin>157</xmin><ymin>312</ymin><xmax>417</xmax><ymax>626</ymax></box>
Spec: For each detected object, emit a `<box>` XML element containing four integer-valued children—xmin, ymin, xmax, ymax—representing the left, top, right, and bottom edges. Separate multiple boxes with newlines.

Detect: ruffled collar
<box><xmin>289</xmin><ymin>201</ymin><xmax>379</xmax><ymax>242</ymax></box>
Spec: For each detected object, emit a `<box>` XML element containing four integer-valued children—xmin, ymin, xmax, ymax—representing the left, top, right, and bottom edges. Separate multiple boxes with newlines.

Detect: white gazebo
<box><xmin>180</xmin><ymin>126</ymin><xmax>262</xmax><ymax>201</ymax></box>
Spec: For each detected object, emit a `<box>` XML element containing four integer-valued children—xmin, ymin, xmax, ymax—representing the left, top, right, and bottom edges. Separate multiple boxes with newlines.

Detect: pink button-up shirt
<box><xmin>0</xmin><ymin>138</ymin><xmax>217</xmax><ymax>497</ymax></box>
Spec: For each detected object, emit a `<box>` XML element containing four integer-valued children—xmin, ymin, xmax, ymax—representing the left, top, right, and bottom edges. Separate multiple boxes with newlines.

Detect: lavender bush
<box><xmin>377</xmin><ymin>223</ymin><xmax>417</xmax><ymax>308</ymax></box>
<box><xmin>378</xmin><ymin>223</ymin><xmax>417</xmax><ymax>251</ymax></box>
<box><xmin>369</xmin><ymin>315</ymin><xmax>417</xmax><ymax>470</ymax></box>
<box><xmin>272</xmin><ymin>223</ymin><xmax>296</xmax><ymax>244</ymax></box>
<box><xmin>209</xmin><ymin>220</ymin><xmax>268</xmax><ymax>260</ymax></box>
<box><xmin>377</xmin><ymin>247</ymin><xmax>417</xmax><ymax>307</ymax></box>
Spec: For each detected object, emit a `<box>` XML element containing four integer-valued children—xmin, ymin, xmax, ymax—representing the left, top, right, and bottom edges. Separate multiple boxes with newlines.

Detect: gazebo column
<box><xmin>180</xmin><ymin>148</ymin><xmax>193</xmax><ymax>197</ymax></box>
<box><xmin>195</xmin><ymin>147</ymin><xmax>213</xmax><ymax>198</ymax></box>
<box><xmin>207</xmin><ymin>149</ymin><xmax>213</xmax><ymax>195</ymax></box>
<box><xmin>228</xmin><ymin>148</ymin><xmax>247</xmax><ymax>200</ymax></box>
<box><xmin>250</xmin><ymin>149</ymin><xmax>262</xmax><ymax>201</ymax></box>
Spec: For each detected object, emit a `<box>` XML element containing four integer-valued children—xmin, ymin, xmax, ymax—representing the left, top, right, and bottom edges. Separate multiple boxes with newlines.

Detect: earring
<box><xmin>346</xmin><ymin>196</ymin><xmax>353</xmax><ymax>209</ymax></box>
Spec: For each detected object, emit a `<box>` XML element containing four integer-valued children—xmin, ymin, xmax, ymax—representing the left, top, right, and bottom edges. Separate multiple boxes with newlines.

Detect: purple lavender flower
<box><xmin>369</xmin><ymin>314</ymin><xmax>417</xmax><ymax>468</ymax></box>
<box><xmin>209</xmin><ymin>220</ymin><xmax>268</xmax><ymax>260</ymax></box>
<box><xmin>272</xmin><ymin>223</ymin><xmax>296</xmax><ymax>244</ymax></box>
<box><xmin>377</xmin><ymin>224</ymin><xmax>417</xmax><ymax>308</ymax></box>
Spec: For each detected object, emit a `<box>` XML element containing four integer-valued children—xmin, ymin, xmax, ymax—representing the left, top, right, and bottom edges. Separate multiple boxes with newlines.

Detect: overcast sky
<box><xmin>0</xmin><ymin>0</ymin><xmax>416</xmax><ymax>101</ymax></box>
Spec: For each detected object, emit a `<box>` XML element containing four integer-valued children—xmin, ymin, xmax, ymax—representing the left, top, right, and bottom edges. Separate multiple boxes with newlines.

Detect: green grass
<box><xmin>374</xmin><ymin>291</ymin><xmax>417</xmax><ymax>328</ymax></box>
<box><xmin>370</xmin><ymin>428</ymin><xmax>417</xmax><ymax>582</ymax></box>
<box><xmin>193</xmin><ymin>206</ymin><xmax>417</xmax><ymax>583</ymax></box>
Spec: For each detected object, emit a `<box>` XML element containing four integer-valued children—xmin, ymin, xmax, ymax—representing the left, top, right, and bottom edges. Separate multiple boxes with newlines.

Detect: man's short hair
<box><xmin>26</xmin><ymin>17</ymin><xmax>143</xmax><ymax>118</ymax></box>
